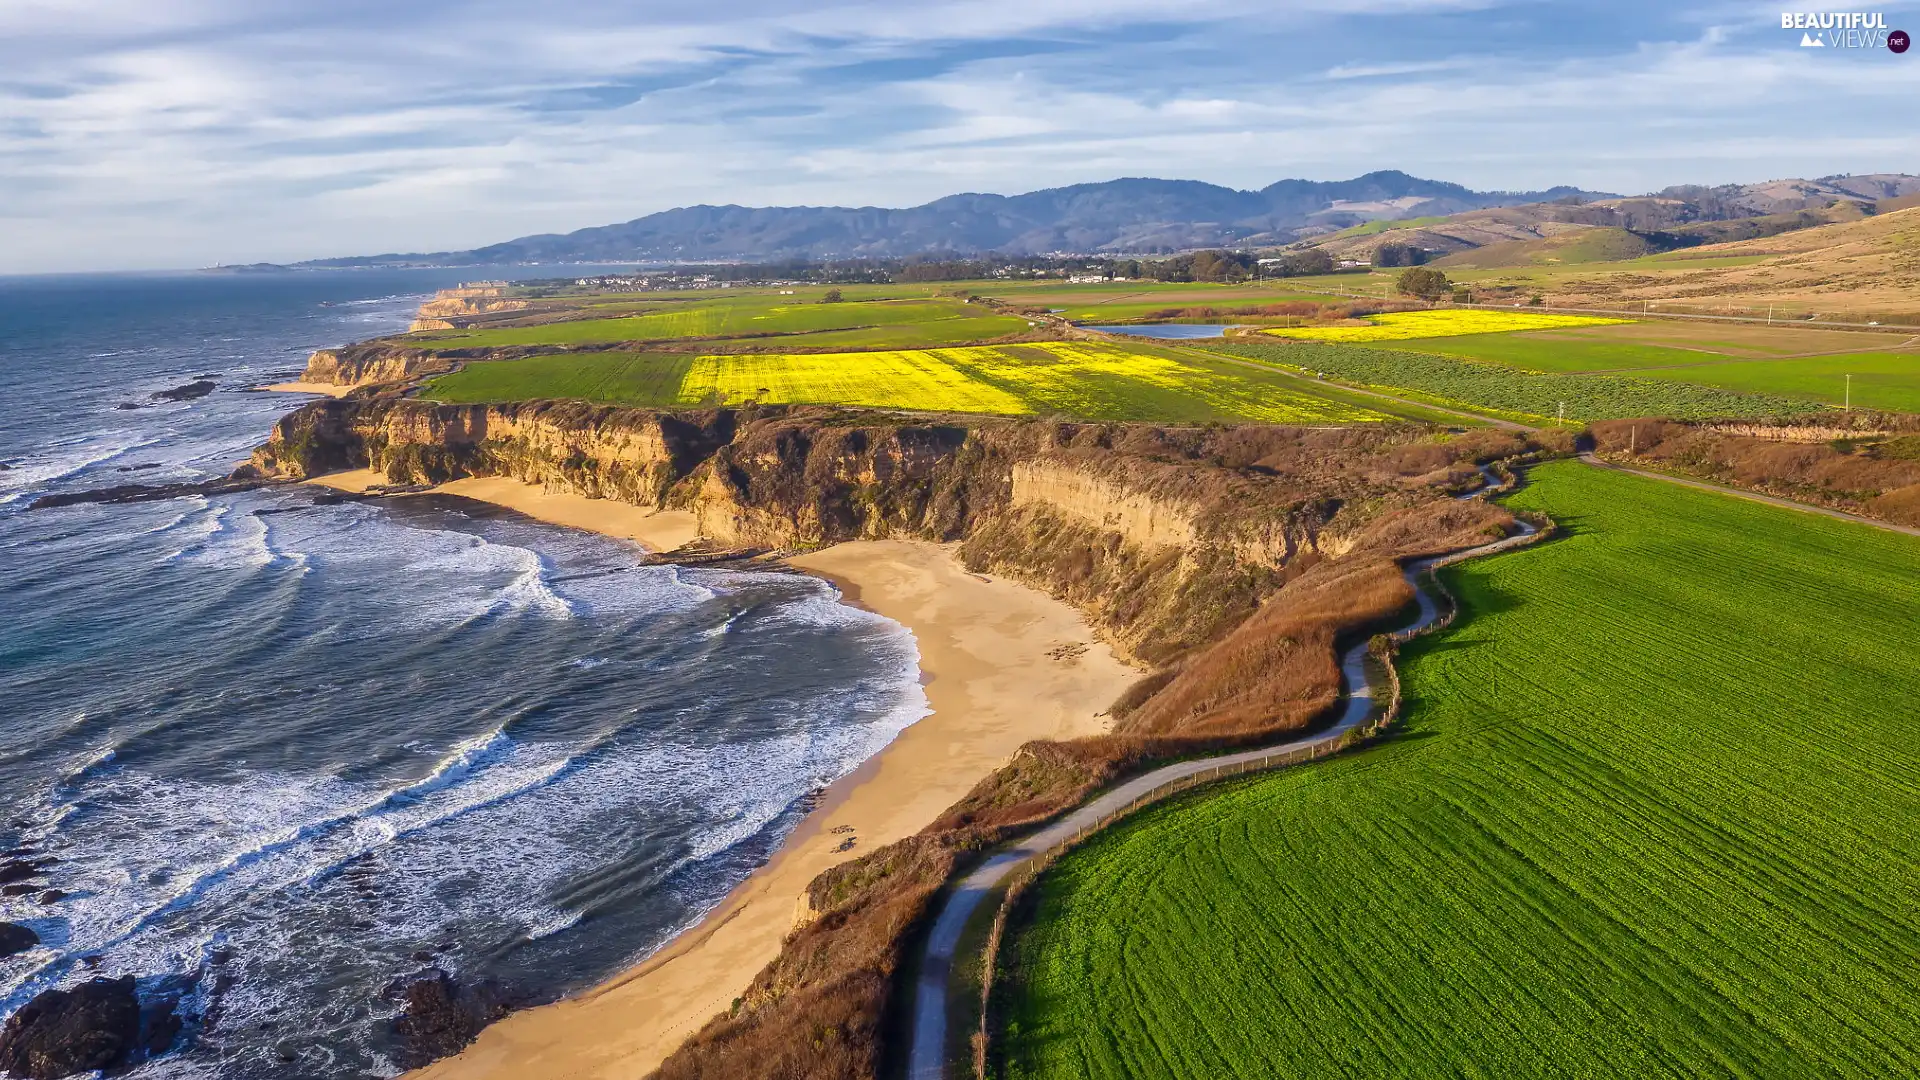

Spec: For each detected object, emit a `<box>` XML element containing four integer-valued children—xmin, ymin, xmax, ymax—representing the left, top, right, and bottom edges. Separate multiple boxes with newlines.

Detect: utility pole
<box><xmin>1558</xmin><ymin>401</ymin><xmax>1566</xmax><ymax>424</ymax></box>
<box><xmin>1845</xmin><ymin>374</ymin><xmax>1852</xmax><ymax>412</ymax></box>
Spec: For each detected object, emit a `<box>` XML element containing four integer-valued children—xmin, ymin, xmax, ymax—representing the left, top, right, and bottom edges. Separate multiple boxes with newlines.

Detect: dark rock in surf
<box><xmin>154</xmin><ymin>380</ymin><xmax>217</xmax><ymax>403</ymax></box>
<box><xmin>28</xmin><ymin>476</ymin><xmax>271</xmax><ymax>510</ymax></box>
<box><xmin>1</xmin><ymin>884</ymin><xmax>37</xmax><ymax>898</ymax></box>
<box><xmin>386</xmin><ymin>969</ymin><xmax>513</xmax><ymax>1068</ymax></box>
<box><xmin>0</xmin><ymin>976</ymin><xmax>140</xmax><ymax>1079</ymax></box>
<box><xmin>38</xmin><ymin>890</ymin><xmax>67</xmax><ymax>905</ymax></box>
<box><xmin>0</xmin><ymin>860</ymin><xmax>47</xmax><ymax>885</ymax></box>
<box><xmin>0</xmin><ymin>922</ymin><xmax>37</xmax><ymax>958</ymax></box>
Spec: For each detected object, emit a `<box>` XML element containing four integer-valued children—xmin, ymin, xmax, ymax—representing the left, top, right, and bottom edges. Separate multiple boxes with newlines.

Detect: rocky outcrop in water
<box><xmin>0</xmin><ymin>976</ymin><xmax>141</xmax><ymax>1080</ymax></box>
<box><xmin>0</xmin><ymin>922</ymin><xmax>37</xmax><ymax>958</ymax></box>
<box><xmin>28</xmin><ymin>474</ymin><xmax>272</xmax><ymax>511</ymax></box>
<box><xmin>0</xmin><ymin>860</ymin><xmax>49</xmax><ymax>886</ymax></box>
<box><xmin>153</xmin><ymin>380</ymin><xmax>216</xmax><ymax>403</ymax></box>
<box><xmin>386</xmin><ymin>969</ymin><xmax>513</xmax><ymax>1069</ymax></box>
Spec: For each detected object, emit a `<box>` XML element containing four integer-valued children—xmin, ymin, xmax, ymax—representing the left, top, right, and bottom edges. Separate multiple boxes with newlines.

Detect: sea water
<box><xmin>0</xmin><ymin>271</ymin><xmax>927</xmax><ymax>1077</ymax></box>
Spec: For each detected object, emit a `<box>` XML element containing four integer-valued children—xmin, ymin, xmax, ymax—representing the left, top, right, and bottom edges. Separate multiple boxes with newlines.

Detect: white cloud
<box><xmin>0</xmin><ymin>1</ymin><xmax>1909</xmax><ymax>271</ymax></box>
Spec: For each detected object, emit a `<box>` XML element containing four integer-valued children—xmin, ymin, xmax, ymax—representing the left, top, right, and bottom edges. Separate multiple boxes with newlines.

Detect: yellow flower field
<box><xmin>1262</xmin><ymin>309</ymin><xmax>1630</xmax><ymax>343</ymax></box>
<box><xmin>674</xmin><ymin>341</ymin><xmax>1388</xmax><ymax>423</ymax></box>
<box><xmin>677</xmin><ymin>349</ymin><xmax>1028</xmax><ymax>414</ymax></box>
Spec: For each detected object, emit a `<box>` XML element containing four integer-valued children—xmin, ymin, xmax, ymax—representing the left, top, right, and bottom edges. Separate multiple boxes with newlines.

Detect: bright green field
<box><xmin>1631</xmin><ymin>351</ymin><xmax>1920</xmax><ymax>413</ymax></box>
<box><xmin>420</xmin><ymin>341</ymin><xmax>1423</xmax><ymax>423</ymax></box>
<box><xmin>1374</xmin><ymin>333</ymin><xmax>1725</xmax><ymax>372</ymax></box>
<box><xmin>999</xmin><ymin>462</ymin><xmax>1920</xmax><ymax>1079</ymax></box>
<box><xmin>1210</xmin><ymin>340</ymin><xmax>1826</xmax><ymax>421</ymax></box>
<box><xmin>413</xmin><ymin>296</ymin><xmax>1026</xmax><ymax>349</ymax></box>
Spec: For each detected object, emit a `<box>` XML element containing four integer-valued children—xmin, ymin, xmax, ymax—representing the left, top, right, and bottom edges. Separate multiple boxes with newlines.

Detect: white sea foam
<box><xmin>0</xmin><ymin>431</ymin><xmax>158</xmax><ymax>505</ymax></box>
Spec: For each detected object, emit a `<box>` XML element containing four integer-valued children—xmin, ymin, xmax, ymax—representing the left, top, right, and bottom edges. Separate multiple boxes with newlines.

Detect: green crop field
<box><xmin>1630</xmin><ymin>351</ymin><xmax>1920</xmax><ymax>413</ymax></box>
<box><xmin>1373</xmin><ymin>333</ymin><xmax>1725</xmax><ymax>372</ymax></box>
<box><xmin>412</xmin><ymin>296</ymin><xmax>1027</xmax><ymax>349</ymax></box>
<box><xmin>420</xmin><ymin>341</ymin><xmax>1427</xmax><ymax>423</ymax></box>
<box><xmin>998</xmin><ymin>461</ymin><xmax>1920</xmax><ymax>1080</ymax></box>
<box><xmin>1210</xmin><ymin>340</ymin><xmax>1826</xmax><ymax>421</ymax></box>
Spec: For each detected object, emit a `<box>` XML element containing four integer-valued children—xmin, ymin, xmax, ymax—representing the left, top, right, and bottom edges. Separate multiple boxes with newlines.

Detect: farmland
<box><xmin>1359</xmin><ymin>321</ymin><xmax>1920</xmax><ymax>410</ymax></box>
<box><xmin>1629</xmin><ymin>351</ymin><xmax>1920</xmax><ymax>413</ymax></box>
<box><xmin>410</xmin><ymin>295</ymin><xmax>1029</xmax><ymax>349</ymax></box>
<box><xmin>996</xmin><ymin>461</ymin><xmax>1920</xmax><ymax>1080</ymax></box>
<box><xmin>1210</xmin><ymin>339</ymin><xmax>1824</xmax><ymax>421</ymax></box>
<box><xmin>420</xmin><ymin>341</ymin><xmax>1424</xmax><ymax>423</ymax></box>
<box><xmin>1372</xmin><ymin>319</ymin><xmax>1916</xmax><ymax>373</ymax></box>
<box><xmin>1259</xmin><ymin>308</ymin><xmax>1630</xmax><ymax>343</ymax></box>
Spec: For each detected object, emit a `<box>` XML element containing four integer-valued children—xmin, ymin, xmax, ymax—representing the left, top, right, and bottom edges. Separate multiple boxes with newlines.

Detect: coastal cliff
<box><xmin>256</xmin><ymin>396</ymin><xmax>1558</xmax><ymax>1080</ymax></box>
<box><xmin>409</xmin><ymin>294</ymin><xmax>532</xmax><ymax>331</ymax></box>
<box><xmin>256</xmin><ymin>398</ymin><xmax>1537</xmax><ymax>662</ymax></box>
<box><xmin>298</xmin><ymin>344</ymin><xmax>453</xmax><ymax>389</ymax></box>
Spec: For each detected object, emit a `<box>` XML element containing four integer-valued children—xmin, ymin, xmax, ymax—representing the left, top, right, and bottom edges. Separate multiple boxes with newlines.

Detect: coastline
<box><xmin>303</xmin><ymin>471</ymin><xmax>1139</xmax><ymax>1079</ymax></box>
<box><xmin>263</xmin><ymin>380</ymin><xmax>354</xmax><ymax>397</ymax></box>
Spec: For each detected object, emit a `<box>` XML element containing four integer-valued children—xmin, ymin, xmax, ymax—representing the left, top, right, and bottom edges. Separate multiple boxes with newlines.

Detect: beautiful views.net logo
<box><xmin>1781</xmin><ymin>11</ymin><xmax>1910</xmax><ymax>50</ymax></box>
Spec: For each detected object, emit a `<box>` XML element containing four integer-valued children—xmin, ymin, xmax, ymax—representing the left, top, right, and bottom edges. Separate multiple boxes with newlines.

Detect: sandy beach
<box><xmin>263</xmin><ymin>380</ymin><xmax>354</xmax><ymax>397</ymax></box>
<box><xmin>305</xmin><ymin>471</ymin><xmax>1136</xmax><ymax>1079</ymax></box>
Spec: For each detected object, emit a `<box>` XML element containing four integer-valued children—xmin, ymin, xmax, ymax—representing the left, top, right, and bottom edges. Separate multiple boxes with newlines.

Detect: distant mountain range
<box><xmin>294</xmin><ymin>170</ymin><xmax>1920</xmax><ymax>268</ymax></box>
<box><xmin>296</xmin><ymin>171</ymin><xmax>1612</xmax><ymax>267</ymax></box>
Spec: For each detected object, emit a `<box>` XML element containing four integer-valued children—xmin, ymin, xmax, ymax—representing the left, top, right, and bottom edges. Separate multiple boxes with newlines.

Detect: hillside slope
<box><xmin>296</xmin><ymin>172</ymin><xmax>1604</xmax><ymax>265</ymax></box>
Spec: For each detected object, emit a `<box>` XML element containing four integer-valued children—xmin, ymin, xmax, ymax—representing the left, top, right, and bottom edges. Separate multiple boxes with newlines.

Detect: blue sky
<box><xmin>2</xmin><ymin>0</ymin><xmax>1914</xmax><ymax>272</ymax></box>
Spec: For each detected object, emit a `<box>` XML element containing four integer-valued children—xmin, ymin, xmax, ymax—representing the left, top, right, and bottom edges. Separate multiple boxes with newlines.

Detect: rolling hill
<box><xmin>296</xmin><ymin>172</ymin><xmax>1605</xmax><ymax>266</ymax></box>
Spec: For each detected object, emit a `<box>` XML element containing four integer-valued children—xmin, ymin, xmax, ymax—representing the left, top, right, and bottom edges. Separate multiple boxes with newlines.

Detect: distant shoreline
<box><xmin>304</xmin><ymin>470</ymin><xmax>1138</xmax><ymax>1079</ymax></box>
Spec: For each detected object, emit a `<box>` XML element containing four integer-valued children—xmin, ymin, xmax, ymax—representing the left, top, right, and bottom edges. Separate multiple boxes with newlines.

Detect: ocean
<box><xmin>0</xmin><ymin>271</ymin><xmax>927</xmax><ymax>1077</ymax></box>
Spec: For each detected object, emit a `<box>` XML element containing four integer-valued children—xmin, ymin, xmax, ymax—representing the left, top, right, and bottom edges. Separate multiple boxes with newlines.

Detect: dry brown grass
<box><xmin>1591</xmin><ymin>415</ymin><xmax>1920</xmax><ymax>526</ymax></box>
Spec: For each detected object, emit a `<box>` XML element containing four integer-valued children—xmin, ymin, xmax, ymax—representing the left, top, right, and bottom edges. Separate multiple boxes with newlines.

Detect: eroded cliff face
<box><xmin>256</xmin><ymin>399</ymin><xmax>1542</xmax><ymax>663</ymax></box>
<box><xmin>299</xmin><ymin>345</ymin><xmax>452</xmax><ymax>388</ymax></box>
<box><xmin>409</xmin><ymin>295</ymin><xmax>532</xmax><ymax>331</ymax></box>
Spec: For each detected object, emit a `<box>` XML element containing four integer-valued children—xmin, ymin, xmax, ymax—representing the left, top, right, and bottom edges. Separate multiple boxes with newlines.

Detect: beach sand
<box><xmin>305</xmin><ymin>471</ymin><xmax>1136</xmax><ymax>1080</ymax></box>
<box><xmin>262</xmin><ymin>381</ymin><xmax>354</xmax><ymax>397</ymax></box>
<box><xmin>306</xmin><ymin>470</ymin><xmax>701</xmax><ymax>552</ymax></box>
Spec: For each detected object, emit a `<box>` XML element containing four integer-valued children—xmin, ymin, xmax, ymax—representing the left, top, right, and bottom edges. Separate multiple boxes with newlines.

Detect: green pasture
<box><xmin>998</xmin><ymin>461</ymin><xmax>1920</xmax><ymax>1080</ymax></box>
<box><xmin>417</xmin><ymin>341</ymin><xmax>1438</xmax><ymax>424</ymax></box>
<box><xmin>412</xmin><ymin>295</ymin><xmax>1027</xmax><ymax>349</ymax></box>
<box><xmin>1373</xmin><ymin>333</ymin><xmax>1730</xmax><ymax>373</ymax></box>
<box><xmin>1209</xmin><ymin>340</ymin><xmax>1825</xmax><ymax>421</ymax></box>
<box><xmin>1630</xmin><ymin>351</ymin><xmax>1920</xmax><ymax>413</ymax></box>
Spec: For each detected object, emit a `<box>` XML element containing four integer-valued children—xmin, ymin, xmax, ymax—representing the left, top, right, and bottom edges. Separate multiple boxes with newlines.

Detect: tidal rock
<box><xmin>154</xmin><ymin>380</ymin><xmax>216</xmax><ymax>403</ymax></box>
<box><xmin>0</xmin><ymin>860</ymin><xmax>46</xmax><ymax>885</ymax></box>
<box><xmin>0</xmin><ymin>976</ymin><xmax>139</xmax><ymax>1079</ymax></box>
<box><xmin>386</xmin><ymin>969</ymin><xmax>512</xmax><ymax>1068</ymax></box>
<box><xmin>38</xmin><ymin>890</ymin><xmax>67</xmax><ymax>905</ymax></box>
<box><xmin>1</xmin><ymin>884</ymin><xmax>37</xmax><ymax>898</ymax></box>
<box><xmin>29</xmin><ymin>476</ymin><xmax>270</xmax><ymax>510</ymax></box>
<box><xmin>0</xmin><ymin>922</ymin><xmax>38</xmax><ymax>958</ymax></box>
